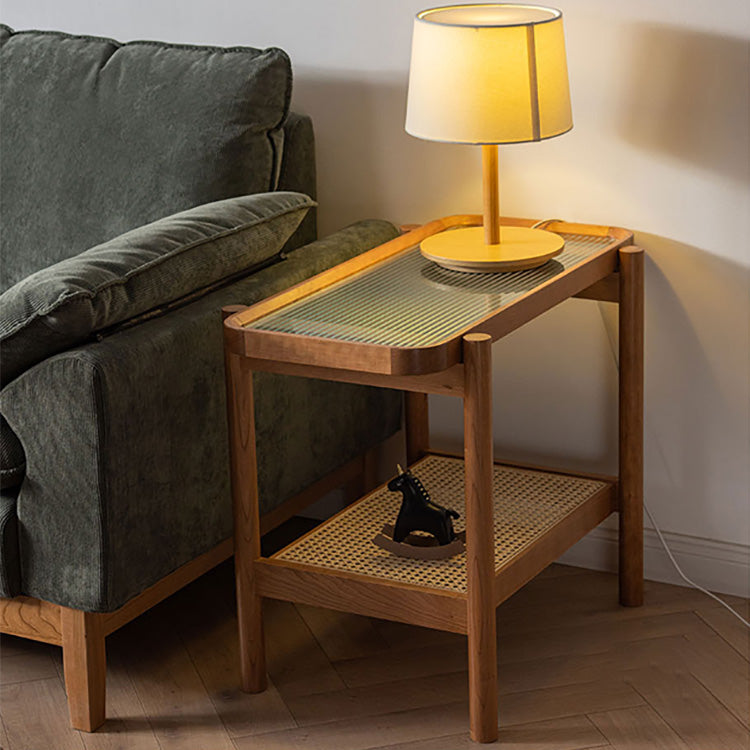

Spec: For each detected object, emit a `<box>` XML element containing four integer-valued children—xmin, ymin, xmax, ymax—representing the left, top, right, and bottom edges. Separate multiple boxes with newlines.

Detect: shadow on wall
<box><xmin>618</xmin><ymin>23</ymin><xmax>750</xmax><ymax>184</ymax></box>
<box><xmin>429</xmin><ymin>230</ymin><xmax>748</xmax><ymax>541</ymax></box>
<box><xmin>430</xmin><ymin>293</ymin><xmax>620</xmax><ymax>479</ymax></box>
<box><xmin>292</xmin><ymin>69</ymin><xmax>477</xmax><ymax>234</ymax></box>
<box><xmin>635</xmin><ymin>232</ymin><xmax>747</xmax><ymax>538</ymax></box>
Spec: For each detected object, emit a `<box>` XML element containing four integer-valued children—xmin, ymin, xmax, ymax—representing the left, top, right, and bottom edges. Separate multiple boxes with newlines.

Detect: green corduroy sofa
<box><xmin>0</xmin><ymin>26</ymin><xmax>402</xmax><ymax>731</ymax></box>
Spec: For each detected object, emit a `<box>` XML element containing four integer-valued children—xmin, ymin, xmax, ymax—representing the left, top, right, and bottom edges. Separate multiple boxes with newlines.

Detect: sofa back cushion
<box><xmin>0</xmin><ymin>191</ymin><xmax>314</xmax><ymax>388</ymax></box>
<box><xmin>0</xmin><ymin>26</ymin><xmax>292</xmax><ymax>292</ymax></box>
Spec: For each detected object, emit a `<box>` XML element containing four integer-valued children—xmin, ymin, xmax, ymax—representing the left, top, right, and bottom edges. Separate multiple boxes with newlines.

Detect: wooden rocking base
<box><xmin>373</xmin><ymin>524</ymin><xmax>466</xmax><ymax>560</ymax></box>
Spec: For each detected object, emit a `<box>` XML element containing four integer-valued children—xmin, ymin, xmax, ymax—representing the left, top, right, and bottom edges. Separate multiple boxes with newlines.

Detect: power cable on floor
<box><xmin>593</xmin><ymin>298</ymin><xmax>749</xmax><ymax>629</ymax></box>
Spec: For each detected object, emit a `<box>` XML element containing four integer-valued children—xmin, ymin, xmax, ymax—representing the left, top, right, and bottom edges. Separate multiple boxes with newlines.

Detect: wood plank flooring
<box><xmin>1</xmin><ymin>522</ymin><xmax>748</xmax><ymax>749</ymax></box>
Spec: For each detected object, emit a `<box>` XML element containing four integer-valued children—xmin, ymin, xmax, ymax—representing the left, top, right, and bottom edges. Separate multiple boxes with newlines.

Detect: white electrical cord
<box><xmin>514</xmin><ymin>219</ymin><xmax>747</xmax><ymax>625</ymax></box>
<box><xmin>531</xmin><ymin>218</ymin><xmax>564</xmax><ymax>229</ymax></box>
<box><xmin>591</xmin><ymin>299</ymin><xmax>750</xmax><ymax>629</ymax></box>
<box><xmin>643</xmin><ymin>502</ymin><xmax>750</xmax><ymax>628</ymax></box>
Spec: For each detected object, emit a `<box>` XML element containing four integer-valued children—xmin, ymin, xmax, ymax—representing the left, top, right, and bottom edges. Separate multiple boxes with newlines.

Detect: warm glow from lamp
<box><xmin>406</xmin><ymin>3</ymin><xmax>573</xmax><ymax>272</ymax></box>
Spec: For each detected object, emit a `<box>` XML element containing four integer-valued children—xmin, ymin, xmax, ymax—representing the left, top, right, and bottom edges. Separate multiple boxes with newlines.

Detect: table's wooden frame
<box><xmin>223</xmin><ymin>215</ymin><xmax>643</xmax><ymax>743</ymax></box>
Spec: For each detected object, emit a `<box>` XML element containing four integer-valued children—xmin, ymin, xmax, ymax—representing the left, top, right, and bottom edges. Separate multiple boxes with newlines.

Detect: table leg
<box><xmin>405</xmin><ymin>391</ymin><xmax>430</xmax><ymax>466</ymax></box>
<box><xmin>618</xmin><ymin>247</ymin><xmax>645</xmax><ymax>607</ymax></box>
<box><xmin>463</xmin><ymin>333</ymin><xmax>498</xmax><ymax>743</ymax></box>
<box><xmin>224</xmin><ymin>349</ymin><xmax>267</xmax><ymax>692</ymax></box>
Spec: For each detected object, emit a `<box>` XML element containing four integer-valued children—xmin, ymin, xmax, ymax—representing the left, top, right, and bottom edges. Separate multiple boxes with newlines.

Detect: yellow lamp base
<box><xmin>420</xmin><ymin>225</ymin><xmax>565</xmax><ymax>273</ymax></box>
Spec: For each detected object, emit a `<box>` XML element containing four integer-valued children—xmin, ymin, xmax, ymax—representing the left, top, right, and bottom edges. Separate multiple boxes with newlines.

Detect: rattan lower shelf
<box><xmin>271</xmin><ymin>454</ymin><xmax>616</xmax><ymax>596</ymax></box>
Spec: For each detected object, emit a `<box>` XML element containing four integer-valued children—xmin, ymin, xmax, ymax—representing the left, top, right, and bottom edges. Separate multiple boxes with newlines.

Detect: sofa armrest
<box><xmin>1</xmin><ymin>192</ymin><xmax>315</xmax><ymax>388</ymax></box>
<box><xmin>279</xmin><ymin>113</ymin><xmax>317</xmax><ymax>249</ymax></box>
<box><xmin>0</xmin><ymin>219</ymin><xmax>401</xmax><ymax>611</ymax></box>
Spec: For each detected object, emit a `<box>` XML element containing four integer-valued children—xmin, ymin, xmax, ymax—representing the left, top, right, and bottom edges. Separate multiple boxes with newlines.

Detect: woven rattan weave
<box><xmin>274</xmin><ymin>454</ymin><xmax>609</xmax><ymax>594</ymax></box>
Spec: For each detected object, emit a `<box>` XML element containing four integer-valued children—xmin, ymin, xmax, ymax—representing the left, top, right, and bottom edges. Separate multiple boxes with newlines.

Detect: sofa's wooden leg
<box><xmin>60</xmin><ymin>607</ymin><xmax>106</xmax><ymax>731</ymax></box>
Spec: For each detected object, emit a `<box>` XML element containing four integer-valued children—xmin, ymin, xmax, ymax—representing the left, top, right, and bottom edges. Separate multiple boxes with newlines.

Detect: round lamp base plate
<box><xmin>420</xmin><ymin>226</ymin><xmax>564</xmax><ymax>273</ymax></box>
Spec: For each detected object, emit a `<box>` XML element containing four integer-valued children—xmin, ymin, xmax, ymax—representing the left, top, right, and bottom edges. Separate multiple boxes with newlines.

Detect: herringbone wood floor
<box><xmin>1</xmin><ymin>521</ymin><xmax>748</xmax><ymax>750</ymax></box>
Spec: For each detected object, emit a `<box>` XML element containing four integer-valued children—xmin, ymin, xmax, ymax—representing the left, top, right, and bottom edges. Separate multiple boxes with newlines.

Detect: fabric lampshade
<box><xmin>405</xmin><ymin>3</ymin><xmax>573</xmax><ymax>144</ymax></box>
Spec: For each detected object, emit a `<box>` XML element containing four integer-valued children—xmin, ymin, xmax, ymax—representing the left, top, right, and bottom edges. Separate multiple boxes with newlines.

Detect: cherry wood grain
<box><xmin>0</xmin><ymin>596</ymin><xmax>62</xmax><ymax>645</ymax></box>
<box><xmin>255</xmin><ymin>559</ymin><xmax>468</xmax><ymax>635</ymax></box>
<box><xmin>618</xmin><ymin>247</ymin><xmax>645</xmax><ymax>606</ymax></box>
<box><xmin>224</xmin><ymin>217</ymin><xmax>635</xmax><ymax>376</ymax></box>
<box><xmin>224</xmin><ymin>350</ymin><xmax>266</xmax><ymax>693</ymax></box>
<box><xmin>405</xmin><ymin>392</ymin><xmax>430</xmax><ymax>465</ymax></box>
<box><xmin>237</xmin><ymin>357</ymin><xmax>466</xmax><ymax>397</ymax></box>
<box><xmin>463</xmin><ymin>333</ymin><xmax>498</xmax><ymax>743</ymax></box>
<box><xmin>573</xmin><ymin>273</ymin><xmax>620</xmax><ymax>302</ymax></box>
<box><xmin>60</xmin><ymin>608</ymin><xmax>106</xmax><ymax>732</ymax></box>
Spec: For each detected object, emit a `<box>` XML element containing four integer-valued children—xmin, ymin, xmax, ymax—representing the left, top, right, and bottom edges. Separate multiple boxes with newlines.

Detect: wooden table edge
<box><xmin>223</xmin><ymin>218</ymin><xmax>634</xmax><ymax>376</ymax></box>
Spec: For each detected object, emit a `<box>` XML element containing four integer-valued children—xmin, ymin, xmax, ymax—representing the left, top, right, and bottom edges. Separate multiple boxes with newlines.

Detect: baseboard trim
<box><xmin>558</xmin><ymin>523</ymin><xmax>750</xmax><ymax>598</ymax></box>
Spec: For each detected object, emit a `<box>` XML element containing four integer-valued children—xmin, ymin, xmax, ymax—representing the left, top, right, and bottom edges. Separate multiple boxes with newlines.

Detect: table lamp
<box><xmin>406</xmin><ymin>3</ymin><xmax>573</xmax><ymax>272</ymax></box>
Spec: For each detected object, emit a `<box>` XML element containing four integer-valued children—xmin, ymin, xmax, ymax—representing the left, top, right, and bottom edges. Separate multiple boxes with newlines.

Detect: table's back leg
<box><xmin>224</xmin><ymin>344</ymin><xmax>267</xmax><ymax>692</ymax></box>
<box><xmin>618</xmin><ymin>247</ymin><xmax>645</xmax><ymax>607</ymax></box>
<box><xmin>463</xmin><ymin>333</ymin><xmax>498</xmax><ymax>743</ymax></box>
<box><xmin>405</xmin><ymin>391</ymin><xmax>430</xmax><ymax>466</ymax></box>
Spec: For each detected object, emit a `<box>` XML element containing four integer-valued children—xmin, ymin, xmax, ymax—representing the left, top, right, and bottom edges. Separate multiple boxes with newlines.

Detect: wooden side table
<box><xmin>223</xmin><ymin>215</ymin><xmax>644</xmax><ymax>743</ymax></box>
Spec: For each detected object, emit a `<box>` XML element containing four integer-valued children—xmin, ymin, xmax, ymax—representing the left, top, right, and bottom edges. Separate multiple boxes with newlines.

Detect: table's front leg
<box><xmin>463</xmin><ymin>333</ymin><xmax>498</xmax><ymax>743</ymax></box>
<box><xmin>224</xmin><ymin>349</ymin><xmax>267</xmax><ymax>693</ymax></box>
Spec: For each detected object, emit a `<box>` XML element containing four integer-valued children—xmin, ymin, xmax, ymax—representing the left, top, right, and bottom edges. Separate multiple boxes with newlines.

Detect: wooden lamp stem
<box><xmin>482</xmin><ymin>144</ymin><xmax>500</xmax><ymax>245</ymax></box>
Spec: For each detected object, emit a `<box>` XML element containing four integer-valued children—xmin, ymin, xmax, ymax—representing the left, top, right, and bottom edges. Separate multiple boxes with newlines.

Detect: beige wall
<box><xmin>4</xmin><ymin>0</ymin><xmax>748</xmax><ymax>593</ymax></box>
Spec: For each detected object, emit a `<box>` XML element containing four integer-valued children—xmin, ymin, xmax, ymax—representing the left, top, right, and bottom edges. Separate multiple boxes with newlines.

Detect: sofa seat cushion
<box><xmin>0</xmin><ymin>191</ymin><xmax>314</xmax><ymax>387</ymax></box>
<box><xmin>0</xmin><ymin>416</ymin><xmax>24</xmax><ymax>489</ymax></box>
<box><xmin>0</xmin><ymin>26</ymin><xmax>293</xmax><ymax>291</ymax></box>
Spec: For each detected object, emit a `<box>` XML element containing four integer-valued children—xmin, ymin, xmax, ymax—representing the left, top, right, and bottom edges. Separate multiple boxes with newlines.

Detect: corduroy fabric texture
<box><xmin>0</xmin><ymin>112</ymin><xmax>317</xmax><ymax>488</ymax></box>
<box><xmin>0</xmin><ymin>25</ymin><xmax>402</xmax><ymax>614</ymax></box>
<box><xmin>0</xmin><ymin>488</ymin><xmax>20</xmax><ymax>597</ymax></box>
<box><xmin>0</xmin><ymin>25</ymin><xmax>292</xmax><ymax>292</ymax></box>
<box><xmin>277</xmin><ymin>112</ymin><xmax>318</xmax><ymax>250</ymax></box>
<box><xmin>0</xmin><ymin>416</ymin><xmax>24</xmax><ymax>490</ymax></box>
<box><xmin>0</xmin><ymin>192</ymin><xmax>314</xmax><ymax>388</ymax></box>
<box><xmin>0</xmin><ymin>219</ymin><xmax>402</xmax><ymax>611</ymax></box>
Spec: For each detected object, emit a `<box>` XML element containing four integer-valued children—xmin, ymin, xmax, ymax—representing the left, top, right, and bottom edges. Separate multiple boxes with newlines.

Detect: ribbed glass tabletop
<box><xmin>248</xmin><ymin>233</ymin><xmax>613</xmax><ymax>348</ymax></box>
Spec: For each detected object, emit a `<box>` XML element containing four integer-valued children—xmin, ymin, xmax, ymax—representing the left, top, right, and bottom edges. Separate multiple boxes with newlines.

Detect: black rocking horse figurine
<box><xmin>372</xmin><ymin>464</ymin><xmax>466</xmax><ymax>560</ymax></box>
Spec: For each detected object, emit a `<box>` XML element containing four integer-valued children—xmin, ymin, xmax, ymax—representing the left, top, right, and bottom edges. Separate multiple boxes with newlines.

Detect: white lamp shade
<box><xmin>405</xmin><ymin>3</ymin><xmax>573</xmax><ymax>144</ymax></box>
